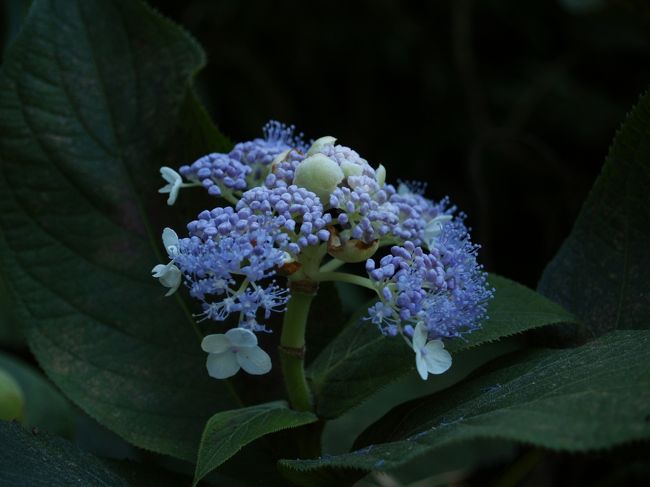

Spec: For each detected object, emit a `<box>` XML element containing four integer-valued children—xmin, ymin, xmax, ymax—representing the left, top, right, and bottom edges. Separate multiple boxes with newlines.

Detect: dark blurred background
<box><xmin>150</xmin><ymin>0</ymin><xmax>650</xmax><ymax>289</ymax></box>
<box><xmin>3</xmin><ymin>0</ymin><xmax>649</xmax><ymax>287</ymax></box>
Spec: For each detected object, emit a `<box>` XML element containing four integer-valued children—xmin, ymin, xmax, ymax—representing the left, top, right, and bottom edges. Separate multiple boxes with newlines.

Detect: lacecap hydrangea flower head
<box><xmin>153</xmin><ymin>121</ymin><xmax>493</xmax><ymax>382</ymax></box>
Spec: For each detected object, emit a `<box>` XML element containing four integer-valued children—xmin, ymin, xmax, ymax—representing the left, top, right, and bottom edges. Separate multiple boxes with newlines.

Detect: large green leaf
<box><xmin>0</xmin><ymin>369</ymin><xmax>24</xmax><ymax>420</ymax></box>
<box><xmin>0</xmin><ymin>0</ymin><xmax>238</xmax><ymax>461</ymax></box>
<box><xmin>0</xmin><ymin>420</ymin><xmax>131</xmax><ymax>487</ymax></box>
<box><xmin>282</xmin><ymin>330</ymin><xmax>650</xmax><ymax>478</ymax></box>
<box><xmin>0</xmin><ymin>352</ymin><xmax>73</xmax><ymax>436</ymax></box>
<box><xmin>538</xmin><ymin>89</ymin><xmax>650</xmax><ymax>336</ymax></box>
<box><xmin>308</xmin><ymin>274</ymin><xmax>576</xmax><ymax>418</ymax></box>
<box><xmin>194</xmin><ymin>401</ymin><xmax>317</xmax><ymax>486</ymax></box>
<box><xmin>0</xmin><ymin>231</ymin><xmax>25</xmax><ymax>348</ymax></box>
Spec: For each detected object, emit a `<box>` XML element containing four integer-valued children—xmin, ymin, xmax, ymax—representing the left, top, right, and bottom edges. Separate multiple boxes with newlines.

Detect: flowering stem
<box><xmin>316</xmin><ymin>272</ymin><xmax>376</xmax><ymax>292</ymax></box>
<box><xmin>280</xmin><ymin>289</ymin><xmax>315</xmax><ymax>412</ymax></box>
<box><xmin>318</xmin><ymin>258</ymin><xmax>345</xmax><ymax>273</ymax></box>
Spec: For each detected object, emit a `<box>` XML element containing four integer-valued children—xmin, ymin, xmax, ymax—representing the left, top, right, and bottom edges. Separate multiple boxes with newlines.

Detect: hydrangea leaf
<box><xmin>0</xmin><ymin>420</ymin><xmax>131</xmax><ymax>487</ymax></box>
<box><xmin>0</xmin><ymin>352</ymin><xmax>73</xmax><ymax>436</ymax></box>
<box><xmin>308</xmin><ymin>274</ymin><xmax>577</xmax><ymax>418</ymax></box>
<box><xmin>538</xmin><ymin>89</ymin><xmax>650</xmax><ymax>336</ymax></box>
<box><xmin>0</xmin><ymin>0</ymin><xmax>236</xmax><ymax>461</ymax></box>
<box><xmin>0</xmin><ymin>231</ymin><xmax>25</xmax><ymax>348</ymax></box>
<box><xmin>193</xmin><ymin>401</ymin><xmax>317</xmax><ymax>486</ymax></box>
<box><xmin>0</xmin><ymin>369</ymin><xmax>24</xmax><ymax>421</ymax></box>
<box><xmin>305</xmin><ymin>282</ymin><xmax>345</xmax><ymax>366</ymax></box>
<box><xmin>0</xmin><ymin>279</ymin><xmax>22</xmax><ymax>348</ymax></box>
<box><xmin>282</xmin><ymin>330</ymin><xmax>650</xmax><ymax>479</ymax></box>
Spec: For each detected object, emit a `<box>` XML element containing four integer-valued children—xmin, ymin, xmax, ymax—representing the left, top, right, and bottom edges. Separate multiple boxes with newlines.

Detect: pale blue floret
<box><xmin>365</xmin><ymin>220</ymin><xmax>493</xmax><ymax>340</ymax></box>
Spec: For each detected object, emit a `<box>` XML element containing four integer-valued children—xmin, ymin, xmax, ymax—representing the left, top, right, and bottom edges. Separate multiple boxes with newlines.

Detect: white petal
<box><xmin>158</xmin><ymin>264</ymin><xmax>181</xmax><ymax>296</ymax></box>
<box><xmin>423</xmin><ymin>215</ymin><xmax>452</xmax><ymax>248</ymax></box>
<box><xmin>151</xmin><ymin>263</ymin><xmax>168</xmax><ymax>278</ymax></box>
<box><xmin>237</xmin><ymin>346</ymin><xmax>272</xmax><ymax>375</ymax></box>
<box><xmin>412</xmin><ymin>322</ymin><xmax>428</xmax><ymax>350</ymax></box>
<box><xmin>159</xmin><ymin>167</ymin><xmax>182</xmax><ymax>205</ymax></box>
<box><xmin>162</xmin><ymin>227</ymin><xmax>179</xmax><ymax>255</ymax></box>
<box><xmin>201</xmin><ymin>334</ymin><xmax>230</xmax><ymax>354</ymax></box>
<box><xmin>225</xmin><ymin>327</ymin><xmax>258</xmax><ymax>348</ymax></box>
<box><xmin>206</xmin><ymin>351</ymin><xmax>240</xmax><ymax>379</ymax></box>
<box><xmin>160</xmin><ymin>166</ymin><xmax>181</xmax><ymax>184</ymax></box>
<box><xmin>422</xmin><ymin>340</ymin><xmax>452</xmax><ymax>375</ymax></box>
<box><xmin>415</xmin><ymin>351</ymin><xmax>429</xmax><ymax>380</ymax></box>
<box><xmin>152</xmin><ymin>261</ymin><xmax>181</xmax><ymax>296</ymax></box>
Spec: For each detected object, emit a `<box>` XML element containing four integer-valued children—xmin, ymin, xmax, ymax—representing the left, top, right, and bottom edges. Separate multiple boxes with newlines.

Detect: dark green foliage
<box><xmin>308</xmin><ymin>275</ymin><xmax>576</xmax><ymax>418</ymax></box>
<box><xmin>194</xmin><ymin>402</ymin><xmax>317</xmax><ymax>485</ymax></box>
<box><xmin>0</xmin><ymin>352</ymin><xmax>73</xmax><ymax>436</ymax></box>
<box><xmin>0</xmin><ymin>420</ymin><xmax>131</xmax><ymax>487</ymax></box>
<box><xmin>539</xmin><ymin>90</ymin><xmax>650</xmax><ymax>336</ymax></box>
<box><xmin>0</xmin><ymin>0</ymin><xmax>236</xmax><ymax>461</ymax></box>
<box><xmin>282</xmin><ymin>330</ymin><xmax>650</xmax><ymax>477</ymax></box>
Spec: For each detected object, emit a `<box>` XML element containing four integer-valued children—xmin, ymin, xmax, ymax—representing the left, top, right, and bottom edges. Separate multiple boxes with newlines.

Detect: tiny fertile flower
<box><xmin>412</xmin><ymin>322</ymin><xmax>452</xmax><ymax>380</ymax></box>
<box><xmin>201</xmin><ymin>328</ymin><xmax>271</xmax><ymax>379</ymax></box>
<box><xmin>158</xmin><ymin>167</ymin><xmax>183</xmax><ymax>205</ymax></box>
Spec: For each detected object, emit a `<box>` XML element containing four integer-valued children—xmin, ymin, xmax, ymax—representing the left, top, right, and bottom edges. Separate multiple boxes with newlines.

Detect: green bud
<box><xmin>306</xmin><ymin>136</ymin><xmax>337</xmax><ymax>156</ymax></box>
<box><xmin>340</xmin><ymin>160</ymin><xmax>364</xmax><ymax>178</ymax></box>
<box><xmin>375</xmin><ymin>164</ymin><xmax>386</xmax><ymax>186</ymax></box>
<box><xmin>293</xmin><ymin>153</ymin><xmax>344</xmax><ymax>202</ymax></box>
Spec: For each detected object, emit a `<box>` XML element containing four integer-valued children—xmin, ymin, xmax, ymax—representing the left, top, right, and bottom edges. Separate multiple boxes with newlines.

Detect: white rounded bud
<box><xmin>293</xmin><ymin>153</ymin><xmax>344</xmax><ymax>202</ymax></box>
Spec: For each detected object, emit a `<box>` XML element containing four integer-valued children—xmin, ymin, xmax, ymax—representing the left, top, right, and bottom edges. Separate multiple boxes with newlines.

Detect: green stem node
<box><xmin>280</xmin><ymin>286</ymin><xmax>316</xmax><ymax>412</ymax></box>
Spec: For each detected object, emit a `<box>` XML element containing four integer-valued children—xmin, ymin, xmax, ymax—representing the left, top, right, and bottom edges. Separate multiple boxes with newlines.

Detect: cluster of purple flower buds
<box><xmin>153</xmin><ymin>121</ymin><xmax>493</xmax><ymax>380</ymax></box>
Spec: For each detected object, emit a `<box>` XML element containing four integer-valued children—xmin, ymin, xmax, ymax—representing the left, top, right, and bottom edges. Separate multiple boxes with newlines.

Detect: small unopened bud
<box><xmin>340</xmin><ymin>160</ymin><xmax>364</xmax><ymax>178</ymax></box>
<box><xmin>306</xmin><ymin>136</ymin><xmax>337</xmax><ymax>156</ymax></box>
<box><xmin>293</xmin><ymin>154</ymin><xmax>344</xmax><ymax>202</ymax></box>
<box><xmin>375</xmin><ymin>164</ymin><xmax>386</xmax><ymax>186</ymax></box>
<box><xmin>270</xmin><ymin>149</ymin><xmax>291</xmax><ymax>174</ymax></box>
